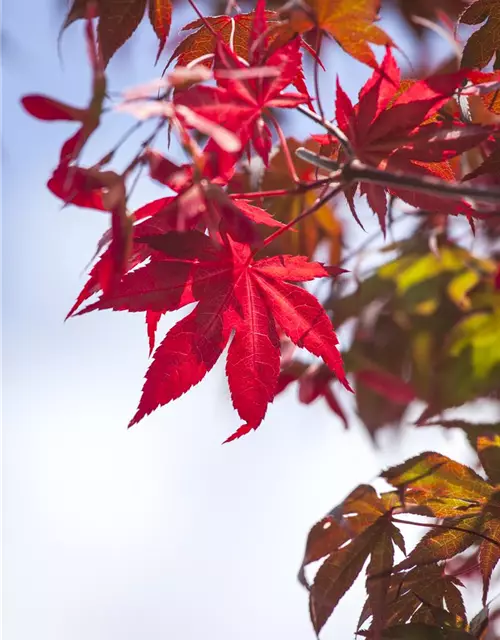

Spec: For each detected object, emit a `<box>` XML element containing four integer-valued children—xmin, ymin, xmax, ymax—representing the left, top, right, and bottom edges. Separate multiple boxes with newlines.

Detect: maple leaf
<box><xmin>98</xmin><ymin>0</ymin><xmax>147</xmax><ymax>65</ymax></box>
<box><xmin>63</xmin><ymin>147</ymin><xmax>284</xmax><ymax>323</ymax></box>
<box><xmin>382</xmin><ymin>451</ymin><xmax>500</xmax><ymax>604</ymax></box>
<box><xmin>144</xmin><ymin>149</ymin><xmax>284</xmax><ymax>243</ymax></box>
<box><xmin>168</xmin><ymin>12</ymin><xmax>272</xmax><ymax>68</ymax></box>
<box><xmin>358</xmin><ymin>563</ymin><xmax>468</xmax><ymax>634</ymax></box>
<box><xmin>76</xmin><ymin>231</ymin><xmax>349</xmax><ymax>441</ymax></box>
<box><xmin>300</xmin><ymin>484</ymin><xmax>404</xmax><ymax>634</ymax></box>
<box><xmin>66</xmin><ymin>196</ymin><xmax>178</xmax><ymax>318</ymax></box>
<box><xmin>460</xmin><ymin>0</ymin><xmax>500</xmax><ymax>71</ymax></box>
<box><xmin>148</xmin><ymin>0</ymin><xmax>172</xmax><ymax>63</ymax></box>
<box><xmin>277</xmin><ymin>0</ymin><xmax>393</xmax><ymax>68</ymax></box>
<box><xmin>332</xmin><ymin>48</ymin><xmax>491</xmax><ymax>231</ymax></box>
<box><xmin>62</xmin><ymin>0</ymin><xmax>171</xmax><ymax>64</ymax></box>
<box><xmin>167</xmin><ymin>6</ymin><xmax>311</xmax><ymax>102</ymax></box>
<box><xmin>175</xmin><ymin>35</ymin><xmax>309</xmax><ymax>165</ymax></box>
<box><xmin>63</xmin><ymin>167</ymin><xmax>134</xmax><ymax>292</ymax></box>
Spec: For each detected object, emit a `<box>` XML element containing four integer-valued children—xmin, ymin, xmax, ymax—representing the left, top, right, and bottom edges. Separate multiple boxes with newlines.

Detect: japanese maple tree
<box><xmin>23</xmin><ymin>0</ymin><xmax>500</xmax><ymax>636</ymax></box>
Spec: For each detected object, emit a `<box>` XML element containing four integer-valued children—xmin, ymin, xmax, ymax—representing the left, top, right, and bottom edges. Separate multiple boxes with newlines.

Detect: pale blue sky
<box><xmin>2</xmin><ymin>3</ymin><xmax>486</xmax><ymax>640</ymax></box>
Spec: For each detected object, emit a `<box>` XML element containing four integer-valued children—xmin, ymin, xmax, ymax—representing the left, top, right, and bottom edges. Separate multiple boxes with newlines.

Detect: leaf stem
<box><xmin>229</xmin><ymin>177</ymin><xmax>334</xmax><ymax>201</ymax></box>
<box><xmin>270</xmin><ymin>115</ymin><xmax>300</xmax><ymax>183</ymax></box>
<box><xmin>230</xmin><ymin>188</ymin><xmax>293</xmax><ymax>200</ymax></box>
<box><xmin>187</xmin><ymin>0</ymin><xmax>218</xmax><ymax>36</ymax></box>
<box><xmin>313</xmin><ymin>31</ymin><xmax>325</xmax><ymax>123</ymax></box>
<box><xmin>260</xmin><ymin>178</ymin><xmax>345</xmax><ymax>249</ymax></box>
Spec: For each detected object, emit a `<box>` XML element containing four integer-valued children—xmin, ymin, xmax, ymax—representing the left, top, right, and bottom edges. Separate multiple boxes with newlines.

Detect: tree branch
<box><xmin>297</xmin><ymin>148</ymin><xmax>500</xmax><ymax>208</ymax></box>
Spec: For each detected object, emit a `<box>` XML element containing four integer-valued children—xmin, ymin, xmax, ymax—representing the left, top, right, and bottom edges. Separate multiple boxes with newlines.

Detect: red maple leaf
<box><xmin>76</xmin><ymin>231</ymin><xmax>350</xmax><ymax>441</ymax></box>
<box><xmin>167</xmin><ymin>1</ymin><xmax>312</xmax><ymax>105</ymax></box>
<box><xmin>66</xmin><ymin>196</ymin><xmax>178</xmax><ymax>318</ymax></box>
<box><xmin>144</xmin><ymin>148</ymin><xmax>284</xmax><ymax>243</ymax></box>
<box><xmin>175</xmin><ymin>32</ymin><xmax>308</xmax><ymax>166</ymax></box>
<box><xmin>333</xmin><ymin>48</ymin><xmax>491</xmax><ymax>232</ymax></box>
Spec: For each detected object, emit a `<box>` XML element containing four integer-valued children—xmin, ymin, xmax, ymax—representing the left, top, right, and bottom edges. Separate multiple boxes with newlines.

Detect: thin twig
<box><xmin>260</xmin><ymin>178</ymin><xmax>345</xmax><ymax>250</ymax></box>
<box><xmin>187</xmin><ymin>0</ymin><xmax>218</xmax><ymax>36</ymax></box>
<box><xmin>297</xmin><ymin>104</ymin><xmax>354</xmax><ymax>158</ymax></box>
<box><xmin>270</xmin><ymin>114</ymin><xmax>300</xmax><ymax>183</ymax></box>
<box><xmin>230</xmin><ymin>176</ymin><xmax>334</xmax><ymax>201</ymax></box>
<box><xmin>313</xmin><ymin>31</ymin><xmax>325</xmax><ymax>123</ymax></box>
<box><xmin>296</xmin><ymin>146</ymin><xmax>339</xmax><ymax>172</ymax></box>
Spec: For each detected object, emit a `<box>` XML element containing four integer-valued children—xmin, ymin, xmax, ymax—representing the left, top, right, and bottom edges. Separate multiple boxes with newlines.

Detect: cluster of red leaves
<box><xmin>23</xmin><ymin>0</ymin><xmax>500</xmax><ymax>636</ymax></box>
<box><xmin>23</xmin><ymin>1</ymin><xmax>500</xmax><ymax>438</ymax></box>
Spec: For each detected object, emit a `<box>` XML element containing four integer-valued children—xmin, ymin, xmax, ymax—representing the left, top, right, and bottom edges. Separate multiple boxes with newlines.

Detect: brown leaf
<box><xmin>98</xmin><ymin>0</ymin><xmax>147</xmax><ymax>64</ymax></box>
<box><xmin>479</xmin><ymin>520</ymin><xmax>500</xmax><ymax>604</ymax></box>
<box><xmin>361</xmin><ymin>564</ymin><xmax>467</xmax><ymax>632</ymax></box>
<box><xmin>366</xmin><ymin>521</ymin><xmax>400</xmax><ymax>633</ymax></box>
<box><xmin>477</xmin><ymin>434</ymin><xmax>500</xmax><ymax>485</ymax></box>
<box><xmin>149</xmin><ymin>0</ymin><xmax>172</xmax><ymax>63</ymax></box>
<box><xmin>396</xmin><ymin>517</ymin><xmax>482</xmax><ymax>571</ymax></box>
<box><xmin>460</xmin><ymin>0</ymin><xmax>500</xmax><ymax>70</ymax></box>
<box><xmin>168</xmin><ymin>12</ymin><xmax>272</xmax><ymax>68</ymax></box>
<box><xmin>310</xmin><ymin>518</ymin><xmax>387</xmax><ymax>633</ymax></box>
<box><xmin>303</xmin><ymin>485</ymin><xmax>401</xmax><ymax>633</ymax></box>
<box><xmin>382</xmin><ymin>452</ymin><xmax>492</xmax><ymax>506</ymax></box>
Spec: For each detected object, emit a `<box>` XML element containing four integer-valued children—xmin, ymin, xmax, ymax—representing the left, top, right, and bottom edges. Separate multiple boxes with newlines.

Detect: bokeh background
<box><xmin>2</xmin><ymin>2</ymin><xmax>493</xmax><ymax>639</ymax></box>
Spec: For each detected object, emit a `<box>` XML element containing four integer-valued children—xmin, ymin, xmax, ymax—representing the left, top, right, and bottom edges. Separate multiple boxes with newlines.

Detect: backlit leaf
<box><xmin>148</xmin><ymin>0</ymin><xmax>172</xmax><ymax>63</ymax></box>
<box><xmin>460</xmin><ymin>0</ymin><xmax>500</xmax><ymax>70</ymax></box>
<box><xmin>98</xmin><ymin>0</ymin><xmax>147</xmax><ymax>64</ymax></box>
<box><xmin>280</xmin><ymin>0</ymin><xmax>393</xmax><ymax>68</ymax></box>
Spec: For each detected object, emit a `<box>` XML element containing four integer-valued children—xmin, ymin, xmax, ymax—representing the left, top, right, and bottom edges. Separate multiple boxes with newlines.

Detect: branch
<box><xmin>348</xmin><ymin>160</ymin><xmax>500</xmax><ymax>206</ymax></box>
<box><xmin>297</xmin><ymin>148</ymin><xmax>500</xmax><ymax>208</ymax></box>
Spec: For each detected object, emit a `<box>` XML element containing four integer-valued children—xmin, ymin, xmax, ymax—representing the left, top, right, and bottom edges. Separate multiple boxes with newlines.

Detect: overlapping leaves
<box><xmin>23</xmin><ymin>1</ymin><xmax>500</xmax><ymax>636</ymax></box>
<box><xmin>78</xmin><ymin>231</ymin><xmax>348</xmax><ymax>441</ymax></box>
<box><xmin>62</xmin><ymin>0</ymin><xmax>173</xmax><ymax>64</ymax></box>
<box><xmin>329</xmin><ymin>232</ymin><xmax>500</xmax><ymax>437</ymax></box>
<box><xmin>303</xmin><ymin>448</ymin><xmax>500</xmax><ymax>636</ymax></box>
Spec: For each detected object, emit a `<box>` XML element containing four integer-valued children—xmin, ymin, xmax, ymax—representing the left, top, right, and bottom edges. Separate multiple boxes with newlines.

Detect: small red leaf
<box><xmin>21</xmin><ymin>95</ymin><xmax>87</xmax><ymax>121</ymax></box>
<box><xmin>357</xmin><ymin>369</ymin><xmax>416</xmax><ymax>404</ymax></box>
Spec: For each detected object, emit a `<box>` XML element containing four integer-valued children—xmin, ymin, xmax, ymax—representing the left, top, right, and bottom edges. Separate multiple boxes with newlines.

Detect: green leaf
<box><xmin>382</xmin><ymin>452</ymin><xmax>492</xmax><ymax>505</ymax></box>
<box><xmin>447</xmin><ymin>270</ymin><xmax>480</xmax><ymax>310</ymax></box>
<box><xmin>448</xmin><ymin>310</ymin><xmax>500</xmax><ymax>380</ymax></box>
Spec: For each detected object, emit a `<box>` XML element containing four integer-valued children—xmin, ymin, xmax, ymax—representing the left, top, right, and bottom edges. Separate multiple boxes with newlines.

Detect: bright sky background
<box><xmin>2</xmin><ymin>2</ymin><xmax>495</xmax><ymax>639</ymax></box>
